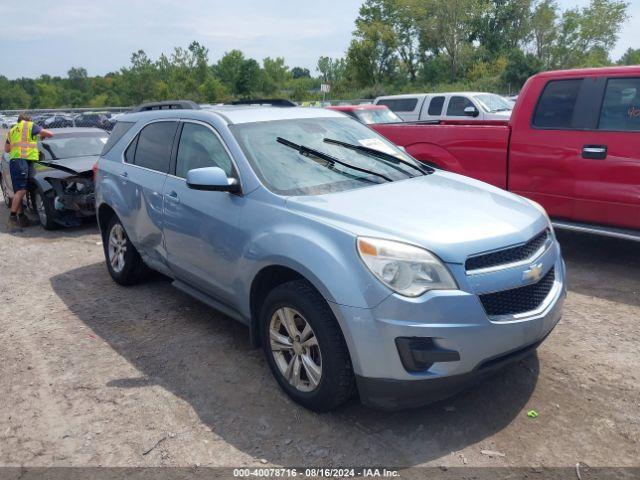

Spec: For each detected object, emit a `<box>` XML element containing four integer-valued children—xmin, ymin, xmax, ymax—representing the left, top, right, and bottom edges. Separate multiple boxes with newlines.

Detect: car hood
<box><xmin>37</xmin><ymin>155</ymin><xmax>97</xmax><ymax>178</ymax></box>
<box><xmin>285</xmin><ymin>171</ymin><xmax>548</xmax><ymax>263</ymax></box>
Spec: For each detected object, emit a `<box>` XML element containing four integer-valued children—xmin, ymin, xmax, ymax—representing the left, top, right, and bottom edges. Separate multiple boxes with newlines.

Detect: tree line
<box><xmin>0</xmin><ymin>0</ymin><xmax>636</xmax><ymax>110</ymax></box>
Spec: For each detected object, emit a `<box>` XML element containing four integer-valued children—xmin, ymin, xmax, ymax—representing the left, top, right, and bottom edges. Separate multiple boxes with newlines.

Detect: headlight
<box><xmin>357</xmin><ymin>237</ymin><xmax>457</xmax><ymax>297</ymax></box>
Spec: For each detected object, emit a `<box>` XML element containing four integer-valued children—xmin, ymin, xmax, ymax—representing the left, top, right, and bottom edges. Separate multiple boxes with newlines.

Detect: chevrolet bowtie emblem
<box><xmin>523</xmin><ymin>262</ymin><xmax>544</xmax><ymax>283</ymax></box>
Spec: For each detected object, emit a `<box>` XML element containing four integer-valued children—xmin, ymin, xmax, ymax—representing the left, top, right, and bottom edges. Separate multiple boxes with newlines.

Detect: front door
<box><xmin>162</xmin><ymin>121</ymin><xmax>246</xmax><ymax>304</ymax></box>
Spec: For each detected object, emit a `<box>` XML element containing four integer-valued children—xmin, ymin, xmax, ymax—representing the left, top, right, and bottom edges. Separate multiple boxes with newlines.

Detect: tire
<box><xmin>34</xmin><ymin>188</ymin><xmax>58</xmax><ymax>230</ymax></box>
<box><xmin>104</xmin><ymin>215</ymin><xmax>147</xmax><ymax>285</ymax></box>
<box><xmin>260</xmin><ymin>280</ymin><xmax>355</xmax><ymax>412</ymax></box>
<box><xmin>1</xmin><ymin>174</ymin><xmax>10</xmax><ymax>208</ymax></box>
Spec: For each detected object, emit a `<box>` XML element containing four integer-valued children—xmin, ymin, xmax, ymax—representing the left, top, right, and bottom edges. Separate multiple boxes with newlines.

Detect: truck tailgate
<box><xmin>372</xmin><ymin>122</ymin><xmax>511</xmax><ymax>189</ymax></box>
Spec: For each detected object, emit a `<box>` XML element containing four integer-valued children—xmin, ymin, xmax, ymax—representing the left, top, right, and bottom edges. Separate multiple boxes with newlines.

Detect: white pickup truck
<box><xmin>374</xmin><ymin>92</ymin><xmax>513</xmax><ymax>122</ymax></box>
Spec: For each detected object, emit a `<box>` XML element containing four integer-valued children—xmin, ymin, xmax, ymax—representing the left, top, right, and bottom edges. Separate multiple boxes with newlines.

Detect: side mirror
<box><xmin>463</xmin><ymin>106</ymin><xmax>479</xmax><ymax>117</ymax></box>
<box><xmin>186</xmin><ymin>167</ymin><xmax>240</xmax><ymax>193</ymax></box>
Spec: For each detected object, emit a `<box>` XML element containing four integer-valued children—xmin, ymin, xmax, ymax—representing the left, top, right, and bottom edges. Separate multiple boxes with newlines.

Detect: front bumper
<box><xmin>330</xmin><ymin>247</ymin><xmax>566</xmax><ymax>410</ymax></box>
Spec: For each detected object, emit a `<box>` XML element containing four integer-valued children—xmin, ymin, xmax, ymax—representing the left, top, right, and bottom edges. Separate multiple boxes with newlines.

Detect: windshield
<box><xmin>474</xmin><ymin>94</ymin><xmax>513</xmax><ymax>113</ymax></box>
<box><xmin>41</xmin><ymin>132</ymin><xmax>108</xmax><ymax>160</ymax></box>
<box><xmin>353</xmin><ymin>108</ymin><xmax>402</xmax><ymax>124</ymax></box>
<box><xmin>231</xmin><ymin>117</ymin><xmax>423</xmax><ymax>196</ymax></box>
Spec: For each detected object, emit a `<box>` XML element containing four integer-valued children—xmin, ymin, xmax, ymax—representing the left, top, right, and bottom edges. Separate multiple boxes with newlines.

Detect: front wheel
<box><xmin>104</xmin><ymin>216</ymin><xmax>147</xmax><ymax>285</ymax></box>
<box><xmin>1</xmin><ymin>175</ymin><xmax>10</xmax><ymax>208</ymax></box>
<box><xmin>261</xmin><ymin>280</ymin><xmax>355</xmax><ymax>411</ymax></box>
<box><xmin>34</xmin><ymin>188</ymin><xmax>58</xmax><ymax>230</ymax></box>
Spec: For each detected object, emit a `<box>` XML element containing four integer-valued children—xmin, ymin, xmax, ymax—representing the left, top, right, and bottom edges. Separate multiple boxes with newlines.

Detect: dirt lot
<box><xmin>0</xmin><ymin>207</ymin><xmax>638</xmax><ymax>469</ymax></box>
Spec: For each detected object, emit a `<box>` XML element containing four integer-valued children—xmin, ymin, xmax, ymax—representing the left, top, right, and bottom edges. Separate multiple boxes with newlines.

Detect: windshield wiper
<box><xmin>276</xmin><ymin>137</ymin><xmax>393</xmax><ymax>183</ymax></box>
<box><xmin>323</xmin><ymin>138</ymin><xmax>432</xmax><ymax>176</ymax></box>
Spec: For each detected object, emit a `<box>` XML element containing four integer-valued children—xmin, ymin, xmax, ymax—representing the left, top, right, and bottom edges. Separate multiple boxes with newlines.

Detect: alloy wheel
<box><xmin>269</xmin><ymin>307</ymin><xmax>322</xmax><ymax>392</ymax></box>
<box><xmin>108</xmin><ymin>223</ymin><xmax>128</xmax><ymax>273</ymax></box>
<box><xmin>1</xmin><ymin>176</ymin><xmax>10</xmax><ymax>208</ymax></box>
<box><xmin>35</xmin><ymin>192</ymin><xmax>47</xmax><ymax>226</ymax></box>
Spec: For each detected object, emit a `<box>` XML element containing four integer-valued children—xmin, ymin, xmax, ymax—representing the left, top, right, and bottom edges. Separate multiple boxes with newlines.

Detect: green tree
<box><xmin>291</xmin><ymin>67</ymin><xmax>311</xmax><ymax>79</ymax></box>
<box><xmin>502</xmin><ymin>49</ymin><xmax>543</xmax><ymax>90</ymax></box>
<box><xmin>618</xmin><ymin>47</ymin><xmax>640</xmax><ymax>65</ymax></box>
<box><xmin>530</xmin><ymin>0</ymin><xmax>558</xmax><ymax>68</ymax></box>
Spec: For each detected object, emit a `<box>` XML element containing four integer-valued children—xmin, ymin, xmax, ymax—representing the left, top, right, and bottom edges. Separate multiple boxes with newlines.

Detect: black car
<box><xmin>1</xmin><ymin>127</ymin><xmax>108</xmax><ymax>229</ymax></box>
<box><xmin>74</xmin><ymin>112</ymin><xmax>111</xmax><ymax>130</ymax></box>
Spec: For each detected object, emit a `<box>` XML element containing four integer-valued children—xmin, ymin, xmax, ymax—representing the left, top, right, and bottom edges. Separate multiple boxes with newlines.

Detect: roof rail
<box><xmin>231</xmin><ymin>99</ymin><xmax>296</xmax><ymax>107</ymax></box>
<box><xmin>130</xmin><ymin>100</ymin><xmax>200</xmax><ymax>113</ymax></box>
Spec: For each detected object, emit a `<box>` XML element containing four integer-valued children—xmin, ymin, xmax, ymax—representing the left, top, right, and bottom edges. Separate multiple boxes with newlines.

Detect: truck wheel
<box><xmin>104</xmin><ymin>216</ymin><xmax>147</xmax><ymax>285</ymax></box>
<box><xmin>34</xmin><ymin>188</ymin><xmax>58</xmax><ymax>230</ymax></box>
<box><xmin>1</xmin><ymin>175</ymin><xmax>10</xmax><ymax>208</ymax></box>
<box><xmin>260</xmin><ymin>280</ymin><xmax>355</xmax><ymax>411</ymax></box>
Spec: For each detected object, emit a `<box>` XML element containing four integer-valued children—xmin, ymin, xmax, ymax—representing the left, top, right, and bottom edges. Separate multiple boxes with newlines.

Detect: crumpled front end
<box><xmin>45</xmin><ymin>174</ymin><xmax>95</xmax><ymax>226</ymax></box>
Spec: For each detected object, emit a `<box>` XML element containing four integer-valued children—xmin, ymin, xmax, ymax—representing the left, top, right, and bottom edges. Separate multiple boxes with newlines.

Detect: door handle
<box><xmin>582</xmin><ymin>145</ymin><xmax>607</xmax><ymax>160</ymax></box>
<box><xmin>165</xmin><ymin>190</ymin><xmax>180</xmax><ymax>204</ymax></box>
<box><xmin>120</xmin><ymin>171</ymin><xmax>128</xmax><ymax>178</ymax></box>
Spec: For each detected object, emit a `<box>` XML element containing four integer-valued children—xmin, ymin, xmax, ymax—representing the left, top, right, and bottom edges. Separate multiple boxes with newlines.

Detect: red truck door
<box><xmin>572</xmin><ymin>76</ymin><xmax>640</xmax><ymax>230</ymax></box>
<box><xmin>509</xmin><ymin>73</ymin><xmax>640</xmax><ymax>230</ymax></box>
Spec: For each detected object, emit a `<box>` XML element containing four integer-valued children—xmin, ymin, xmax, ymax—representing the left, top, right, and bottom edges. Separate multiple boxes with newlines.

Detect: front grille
<box><xmin>465</xmin><ymin>229</ymin><xmax>550</xmax><ymax>272</ymax></box>
<box><xmin>479</xmin><ymin>267</ymin><xmax>555</xmax><ymax>317</ymax></box>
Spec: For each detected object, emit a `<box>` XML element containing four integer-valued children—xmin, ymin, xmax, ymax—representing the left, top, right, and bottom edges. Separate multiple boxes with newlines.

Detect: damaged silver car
<box><xmin>1</xmin><ymin>127</ymin><xmax>107</xmax><ymax>229</ymax></box>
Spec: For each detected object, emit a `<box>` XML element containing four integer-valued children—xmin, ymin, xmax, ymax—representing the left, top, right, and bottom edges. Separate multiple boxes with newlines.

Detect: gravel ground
<box><xmin>0</xmin><ymin>207</ymin><xmax>638</xmax><ymax>469</ymax></box>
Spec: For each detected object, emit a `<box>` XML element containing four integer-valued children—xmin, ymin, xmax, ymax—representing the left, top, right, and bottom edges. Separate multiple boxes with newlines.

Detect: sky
<box><xmin>0</xmin><ymin>0</ymin><xmax>638</xmax><ymax>80</ymax></box>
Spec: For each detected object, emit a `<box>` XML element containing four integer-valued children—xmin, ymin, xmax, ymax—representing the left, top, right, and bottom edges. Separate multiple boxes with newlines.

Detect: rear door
<box><xmin>420</xmin><ymin>95</ymin><xmax>445</xmax><ymax>121</ymax></box>
<box><xmin>162</xmin><ymin>120</ymin><xmax>245</xmax><ymax>304</ymax></box>
<box><xmin>119</xmin><ymin>120</ymin><xmax>178</xmax><ymax>268</ymax></box>
<box><xmin>572</xmin><ymin>76</ymin><xmax>640</xmax><ymax>229</ymax></box>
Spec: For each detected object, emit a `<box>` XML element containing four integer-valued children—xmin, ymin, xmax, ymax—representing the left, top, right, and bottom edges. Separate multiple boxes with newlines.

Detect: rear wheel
<box><xmin>104</xmin><ymin>216</ymin><xmax>147</xmax><ymax>285</ymax></box>
<box><xmin>261</xmin><ymin>280</ymin><xmax>355</xmax><ymax>411</ymax></box>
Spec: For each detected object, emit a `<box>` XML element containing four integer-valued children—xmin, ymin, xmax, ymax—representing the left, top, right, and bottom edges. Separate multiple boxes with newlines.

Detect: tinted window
<box><xmin>175</xmin><ymin>123</ymin><xmax>234</xmax><ymax>178</ymax></box>
<box><xmin>446</xmin><ymin>96</ymin><xmax>474</xmax><ymax>116</ymax></box>
<box><xmin>428</xmin><ymin>96</ymin><xmax>445</xmax><ymax>115</ymax></box>
<box><xmin>533</xmin><ymin>79</ymin><xmax>582</xmax><ymax>129</ymax></box>
<box><xmin>101</xmin><ymin>121</ymin><xmax>134</xmax><ymax>155</ymax></box>
<box><xmin>598</xmin><ymin>78</ymin><xmax>640</xmax><ymax>131</ymax></box>
<box><xmin>124</xmin><ymin>136</ymin><xmax>137</xmax><ymax>163</ymax></box>
<box><xmin>377</xmin><ymin>98</ymin><xmax>418</xmax><ymax>112</ymax></box>
<box><xmin>132</xmin><ymin>122</ymin><xmax>177</xmax><ymax>172</ymax></box>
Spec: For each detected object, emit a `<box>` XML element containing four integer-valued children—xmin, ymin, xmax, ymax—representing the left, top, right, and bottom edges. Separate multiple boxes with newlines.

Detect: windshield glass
<box><xmin>41</xmin><ymin>132</ymin><xmax>108</xmax><ymax>160</ymax></box>
<box><xmin>231</xmin><ymin>117</ymin><xmax>422</xmax><ymax>196</ymax></box>
<box><xmin>474</xmin><ymin>94</ymin><xmax>513</xmax><ymax>113</ymax></box>
<box><xmin>353</xmin><ymin>108</ymin><xmax>402</xmax><ymax>124</ymax></box>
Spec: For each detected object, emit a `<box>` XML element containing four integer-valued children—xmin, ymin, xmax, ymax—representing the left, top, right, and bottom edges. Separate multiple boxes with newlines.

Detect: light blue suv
<box><xmin>95</xmin><ymin>101</ymin><xmax>565</xmax><ymax>411</ymax></box>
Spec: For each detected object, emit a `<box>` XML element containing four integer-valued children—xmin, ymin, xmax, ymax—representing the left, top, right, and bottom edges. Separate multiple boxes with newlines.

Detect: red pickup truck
<box><xmin>372</xmin><ymin>66</ymin><xmax>640</xmax><ymax>240</ymax></box>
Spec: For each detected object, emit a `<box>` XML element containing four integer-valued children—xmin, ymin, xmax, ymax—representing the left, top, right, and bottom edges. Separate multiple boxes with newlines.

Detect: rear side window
<box><xmin>101</xmin><ymin>121</ymin><xmax>134</xmax><ymax>155</ymax></box>
<box><xmin>533</xmin><ymin>79</ymin><xmax>582</xmax><ymax>129</ymax></box>
<box><xmin>598</xmin><ymin>77</ymin><xmax>640</xmax><ymax>131</ymax></box>
<box><xmin>446</xmin><ymin>96</ymin><xmax>474</xmax><ymax>116</ymax></box>
<box><xmin>377</xmin><ymin>98</ymin><xmax>418</xmax><ymax>112</ymax></box>
<box><xmin>428</xmin><ymin>96</ymin><xmax>445</xmax><ymax>115</ymax></box>
<box><xmin>131</xmin><ymin>121</ymin><xmax>178</xmax><ymax>172</ymax></box>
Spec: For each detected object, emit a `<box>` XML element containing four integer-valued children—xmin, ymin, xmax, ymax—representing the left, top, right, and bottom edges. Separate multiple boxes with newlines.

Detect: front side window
<box><xmin>175</xmin><ymin>123</ymin><xmax>234</xmax><ymax>178</ymax></box>
<box><xmin>231</xmin><ymin>117</ymin><xmax>424</xmax><ymax>196</ymax></box>
<box><xmin>446</xmin><ymin>96</ymin><xmax>474</xmax><ymax>116</ymax></box>
<box><xmin>532</xmin><ymin>79</ymin><xmax>582</xmax><ymax>129</ymax></box>
<box><xmin>131</xmin><ymin>121</ymin><xmax>178</xmax><ymax>172</ymax></box>
<box><xmin>598</xmin><ymin>78</ymin><xmax>640</xmax><ymax>131</ymax></box>
<box><xmin>428</xmin><ymin>96</ymin><xmax>445</xmax><ymax>116</ymax></box>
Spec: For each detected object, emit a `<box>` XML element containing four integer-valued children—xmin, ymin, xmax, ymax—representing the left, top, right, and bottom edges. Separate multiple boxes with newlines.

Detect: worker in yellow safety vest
<box><xmin>4</xmin><ymin>113</ymin><xmax>53</xmax><ymax>231</ymax></box>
